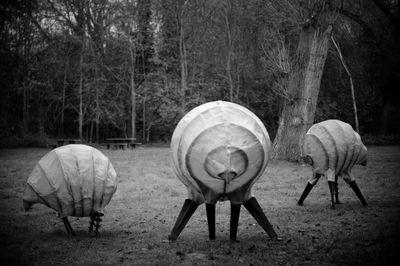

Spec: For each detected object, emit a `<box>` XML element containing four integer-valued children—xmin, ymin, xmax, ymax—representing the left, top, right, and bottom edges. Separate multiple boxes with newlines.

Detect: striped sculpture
<box><xmin>22</xmin><ymin>144</ymin><xmax>118</xmax><ymax>235</ymax></box>
<box><xmin>298</xmin><ymin>119</ymin><xmax>368</xmax><ymax>209</ymax></box>
<box><xmin>169</xmin><ymin>101</ymin><xmax>278</xmax><ymax>241</ymax></box>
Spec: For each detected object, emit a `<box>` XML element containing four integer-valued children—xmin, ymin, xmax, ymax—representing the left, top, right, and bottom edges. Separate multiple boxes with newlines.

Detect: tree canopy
<box><xmin>0</xmin><ymin>0</ymin><xmax>399</xmax><ymax>152</ymax></box>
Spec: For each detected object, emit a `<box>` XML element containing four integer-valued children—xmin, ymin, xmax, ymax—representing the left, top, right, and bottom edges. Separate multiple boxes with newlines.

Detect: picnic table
<box><xmin>56</xmin><ymin>139</ymin><xmax>82</xmax><ymax>147</ymax></box>
<box><xmin>104</xmin><ymin>138</ymin><xmax>141</xmax><ymax>150</ymax></box>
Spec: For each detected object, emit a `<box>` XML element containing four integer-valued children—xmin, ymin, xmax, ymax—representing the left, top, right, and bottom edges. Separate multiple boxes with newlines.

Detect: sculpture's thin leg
<box><xmin>297</xmin><ymin>182</ymin><xmax>315</xmax><ymax>206</ymax></box>
<box><xmin>168</xmin><ymin>199</ymin><xmax>199</xmax><ymax>241</ymax></box>
<box><xmin>62</xmin><ymin>217</ymin><xmax>70</xmax><ymax>233</ymax></box>
<box><xmin>349</xmin><ymin>181</ymin><xmax>367</xmax><ymax>206</ymax></box>
<box><xmin>243</xmin><ymin>197</ymin><xmax>277</xmax><ymax>239</ymax></box>
<box><xmin>230</xmin><ymin>203</ymin><xmax>241</xmax><ymax>242</ymax></box>
<box><xmin>62</xmin><ymin>217</ymin><xmax>75</xmax><ymax>236</ymax></box>
<box><xmin>206</xmin><ymin>204</ymin><xmax>215</xmax><ymax>240</ymax></box>
<box><xmin>89</xmin><ymin>212</ymin><xmax>95</xmax><ymax>232</ymax></box>
<box><xmin>89</xmin><ymin>212</ymin><xmax>104</xmax><ymax>235</ymax></box>
<box><xmin>328</xmin><ymin>181</ymin><xmax>336</xmax><ymax>209</ymax></box>
<box><xmin>335</xmin><ymin>176</ymin><xmax>341</xmax><ymax>204</ymax></box>
<box><xmin>94</xmin><ymin>212</ymin><xmax>104</xmax><ymax>235</ymax></box>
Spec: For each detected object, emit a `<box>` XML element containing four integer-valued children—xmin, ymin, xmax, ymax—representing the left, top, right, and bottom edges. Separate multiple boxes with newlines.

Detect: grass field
<box><xmin>1</xmin><ymin>146</ymin><xmax>400</xmax><ymax>265</ymax></box>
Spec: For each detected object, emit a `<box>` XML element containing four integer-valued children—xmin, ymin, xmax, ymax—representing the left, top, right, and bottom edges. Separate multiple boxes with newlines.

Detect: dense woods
<box><xmin>0</xmin><ymin>0</ymin><xmax>399</xmax><ymax>159</ymax></box>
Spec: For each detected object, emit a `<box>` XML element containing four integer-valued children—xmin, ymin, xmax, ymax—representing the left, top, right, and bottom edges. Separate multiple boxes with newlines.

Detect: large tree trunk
<box><xmin>272</xmin><ymin>25</ymin><xmax>332</xmax><ymax>161</ymax></box>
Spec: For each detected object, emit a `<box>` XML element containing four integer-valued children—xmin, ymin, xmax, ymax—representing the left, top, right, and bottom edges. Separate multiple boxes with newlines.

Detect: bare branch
<box><xmin>331</xmin><ymin>34</ymin><xmax>359</xmax><ymax>132</ymax></box>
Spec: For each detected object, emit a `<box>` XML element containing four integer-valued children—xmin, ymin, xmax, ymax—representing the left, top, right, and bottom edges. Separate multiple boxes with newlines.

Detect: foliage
<box><xmin>0</xmin><ymin>0</ymin><xmax>398</xmax><ymax>147</ymax></box>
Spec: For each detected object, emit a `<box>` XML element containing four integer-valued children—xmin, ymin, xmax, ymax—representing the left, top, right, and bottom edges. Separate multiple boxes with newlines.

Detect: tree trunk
<box><xmin>272</xmin><ymin>26</ymin><xmax>332</xmax><ymax>161</ymax></box>
<box><xmin>178</xmin><ymin>5</ymin><xmax>187</xmax><ymax>114</ymax></box>
<box><xmin>146</xmin><ymin>124</ymin><xmax>151</xmax><ymax>143</ymax></box>
<box><xmin>61</xmin><ymin>58</ymin><xmax>68</xmax><ymax>136</ymax></box>
<box><xmin>22</xmin><ymin>79</ymin><xmax>30</xmax><ymax>134</ymax></box>
<box><xmin>0</xmin><ymin>91</ymin><xmax>9</xmax><ymax>136</ymax></box>
<box><xmin>142</xmin><ymin>87</ymin><xmax>146</xmax><ymax>142</ymax></box>
<box><xmin>38</xmin><ymin>95</ymin><xmax>45</xmax><ymax>138</ymax></box>
<box><xmin>95</xmin><ymin>63</ymin><xmax>100</xmax><ymax>143</ymax></box>
<box><xmin>223</xmin><ymin>5</ymin><xmax>234</xmax><ymax>102</ymax></box>
<box><xmin>130</xmin><ymin>44</ymin><xmax>136</xmax><ymax>139</ymax></box>
<box><xmin>236</xmin><ymin>63</ymin><xmax>240</xmax><ymax>101</ymax></box>
<box><xmin>22</xmin><ymin>12</ymin><xmax>32</xmax><ymax>135</ymax></box>
<box><xmin>78</xmin><ymin>40</ymin><xmax>84</xmax><ymax>140</ymax></box>
<box><xmin>226</xmin><ymin>49</ymin><xmax>234</xmax><ymax>102</ymax></box>
<box><xmin>90</xmin><ymin>120</ymin><xmax>94</xmax><ymax>143</ymax></box>
<box><xmin>379</xmin><ymin>100</ymin><xmax>394</xmax><ymax>135</ymax></box>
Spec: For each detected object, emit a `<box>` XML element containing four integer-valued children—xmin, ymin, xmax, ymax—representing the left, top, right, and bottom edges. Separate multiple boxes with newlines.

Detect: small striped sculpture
<box><xmin>169</xmin><ymin>101</ymin><xmax>278</xmax><ymax>241</ymax></box>
<box><xmin>22</xmin><ymin>144</ymin><xmax>117</xmax><ymax>235</ymax></box>
<box><xmin>298</xmin><ymin>119</ymin><xmax>368</xmax><ymax>209</ymax></box>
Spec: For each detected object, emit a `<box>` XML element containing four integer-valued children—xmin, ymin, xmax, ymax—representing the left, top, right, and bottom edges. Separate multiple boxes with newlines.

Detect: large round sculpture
<box><xmin>297</xmin><ymin>119</ymin><xmax>368</xmax><ymax>209</ymax></box>
<box><xmin>169</xmin><ymin>101</ymin><xmax>277</xmax><ymax>241</ymax></box>
<box><xmin>22</xmin><ymin>144</ymin><xmax>117</xmax><ymax>235</ymax></box>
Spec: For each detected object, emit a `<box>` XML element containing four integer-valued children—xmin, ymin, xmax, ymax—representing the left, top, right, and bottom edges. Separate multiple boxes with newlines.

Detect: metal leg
<box><xmin>243</xmin><ymin>197</ymin><xmax>277</xmax><ymax>239</ymax></box>
<box><xmin>62</xmin><ymin>217</ymin><xmax>75</xmax><ymax>236</ymax></box>
<box><xmin>230</xmin><ymin>204</ymin><xmax>241</xmax><ymax>242</ymax></box>
<box><xmin>94</xmin><ymin>212</ymin><xmax>103</xmax><ymax>234</ymax></box>
<box><xmin>328</xmin><ymin>181</ymin><xmax>336</xmax><ymax>209</ymax></box>
<box><xmin>89</xmin><ymin>212</ymin><xmax>104</xmax><ymax>235</ymax></box>
<box><xmin>297</xmin><ymin>182</ymin><xmax>315</xmax><ymax>206</ymax></box>
<box><xmin>168</xmin><ymin>199</ymin><xmax>199</xmax><ymax>241</ymax></box>
<box><xmin>206</xmin><ymin>204</ymin><xmax>216</xmax><ymax>240</ymax></box>
<box><xmin>62</xmin><ymin>217</ymin><xmax>70</xmax><ymax>233</ymax></box>
<box><xmin>89</xmin><ymin>213</ymin><xmax>95</xmax><ymax>232</ymax></box>
<box><xmin>335</xmin><ymin>176</ymin><xmax>341</xmax><ymax>204</ymax></box>
<box><xmin>349</xmin><ymin>181</ymin><xmax>367</xmax><ymax>206</ymax></box>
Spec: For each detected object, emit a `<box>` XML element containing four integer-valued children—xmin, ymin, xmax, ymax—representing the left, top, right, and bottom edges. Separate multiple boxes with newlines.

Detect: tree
<box><xmin>333</xmin><ymin>0</ymin><xmax>400</xmax><ymax>134</ymax></box>
<box><xmin>263</xmin><ymin>0</ymin><xmax>337</xmax><ymax>161</ymax></box>
<box><xmin>1</xmin><ymin>0</ymin><xmax>397</xmax><ymax>147</ymax></box>
<box><xmin>369</xmin><ymin>0</ymin><xmax>399</xmax><ymax>135</ymax></box>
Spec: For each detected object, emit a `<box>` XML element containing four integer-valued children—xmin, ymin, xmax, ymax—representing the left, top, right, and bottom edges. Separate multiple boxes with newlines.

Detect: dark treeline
<box><xmin>0</xmin><ymin>0</ymin><xmax>399</xmax><ymax>153</ymax></box>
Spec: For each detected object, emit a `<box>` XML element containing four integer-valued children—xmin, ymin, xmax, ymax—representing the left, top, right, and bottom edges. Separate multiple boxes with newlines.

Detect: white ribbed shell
<box><xmin>171</xmin><ymin>101</ymin><xmax>271</xmax><ymax>204</ymax></box>
<box><xmin>22</xmin><ymin>144</ymin><xmax>117</xmax><ymax>217</ymax></box>
<box><xmin>303</xmin><ymin>119</ymin><xmax>367</xmax><ymax>177</ymax></box>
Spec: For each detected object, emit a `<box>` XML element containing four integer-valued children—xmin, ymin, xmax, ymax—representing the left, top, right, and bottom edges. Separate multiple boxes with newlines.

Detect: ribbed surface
<box><xmin>22</xmin><ymin>144</ymin><xmax>117</xmax><ymax>217</ymax></box>
<box><xmin>303</xmin><ymin>119</ymin><xmax>367</xmax><ymax>176</ymax></box>
<box><xmin>171</xmin><ymin>101</ymin><xmax>271</xmax><ymax>204</ymax></box>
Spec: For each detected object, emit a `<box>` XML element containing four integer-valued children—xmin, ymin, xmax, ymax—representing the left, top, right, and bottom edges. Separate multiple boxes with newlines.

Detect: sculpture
<box><xmin>298</xmin><ymin>119</ymin><xmax>368</xmax><ymax>209</ymax></box>
<box><xmin>169</xmin><ymin>101</ymin><xmax>278</xmax><ymax>241</ymax></box>
<box><xmin>22</xmin><ymin>144</ymin><xmax>117</xmax><ymax>235</ymax></box>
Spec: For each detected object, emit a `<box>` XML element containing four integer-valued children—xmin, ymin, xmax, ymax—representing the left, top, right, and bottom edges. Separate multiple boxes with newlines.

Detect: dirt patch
<box><xmin>0</xmin><ymin>146</ymin><xmax>399</xmax><ymax>265</ymax></box>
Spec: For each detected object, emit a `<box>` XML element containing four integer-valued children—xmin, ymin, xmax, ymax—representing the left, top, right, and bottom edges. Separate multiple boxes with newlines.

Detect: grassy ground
<box><xmin>0</xmin><ymin>146</ymin><xmax>399</xmax><ymax>265</ymax></box>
